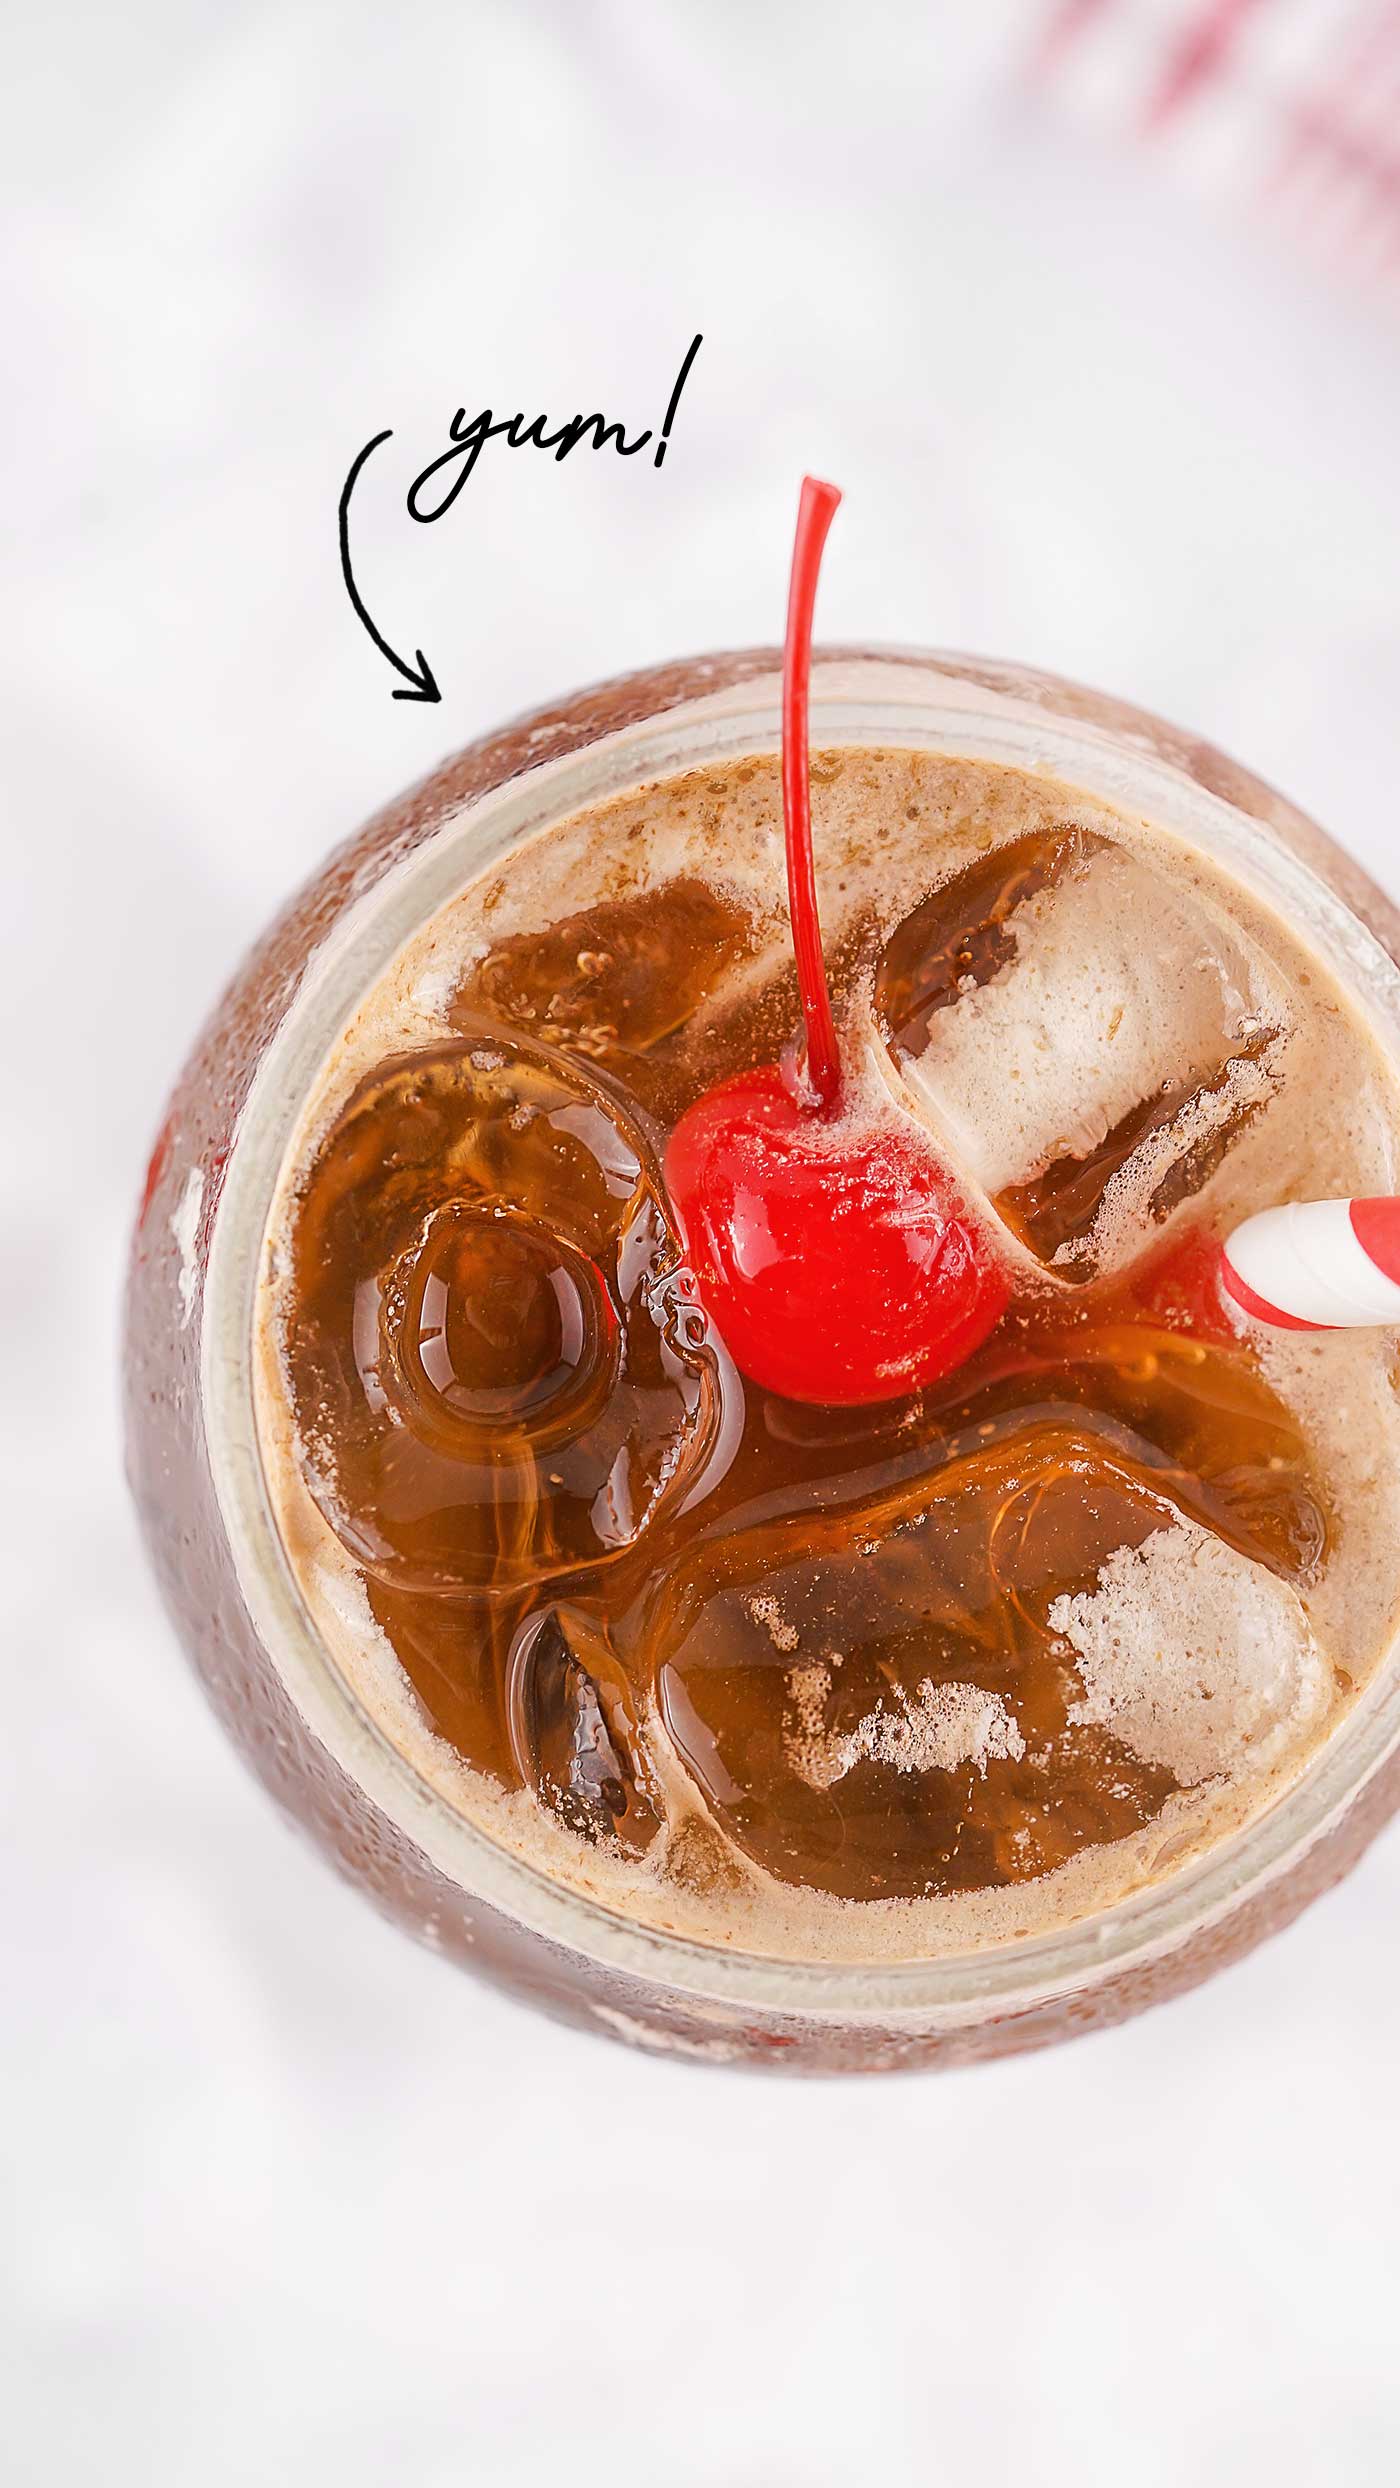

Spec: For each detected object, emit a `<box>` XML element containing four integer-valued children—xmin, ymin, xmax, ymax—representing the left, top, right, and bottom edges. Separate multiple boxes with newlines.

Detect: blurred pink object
<box><xmin>1030</xmin><ymin>0</ymin><xmax>1400</xmax><ymax>291</ymax></box>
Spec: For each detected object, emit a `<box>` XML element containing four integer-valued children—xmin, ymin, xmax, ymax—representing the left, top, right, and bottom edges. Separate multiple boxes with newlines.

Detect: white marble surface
<box><xmin>7</xmin><ymin>6</ymin><xmax>1400</xmax><ymax>2482</ymax></box>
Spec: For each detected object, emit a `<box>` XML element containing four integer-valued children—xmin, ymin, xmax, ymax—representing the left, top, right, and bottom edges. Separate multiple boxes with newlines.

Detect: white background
<box><xmin>6</xmin><ymin>5</ymin><xmax>1400</xmax><ymax>2482</ymax></box>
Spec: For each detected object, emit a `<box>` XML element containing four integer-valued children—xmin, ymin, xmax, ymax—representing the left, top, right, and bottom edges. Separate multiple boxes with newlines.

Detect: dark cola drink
<box><xmin>254</xmin><ymin>740</ymin><xmax>1400</xmax><ymax>1966</ymax></box>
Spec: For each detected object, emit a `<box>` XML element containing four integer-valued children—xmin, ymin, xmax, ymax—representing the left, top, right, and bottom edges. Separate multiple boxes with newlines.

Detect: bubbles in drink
<box><xmin>875</xmin><ymin>828</ymin><xmax>1291</xmax><ymax>1281</ymax></box>
<box><xmin>1050</xmin><ymin>1520</ymin><xmax>1330</xmax><ymax>1787</ymax></box>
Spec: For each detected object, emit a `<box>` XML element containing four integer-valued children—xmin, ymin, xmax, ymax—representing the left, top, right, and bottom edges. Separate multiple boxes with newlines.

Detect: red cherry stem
<box><xmin>782</xmin><ymin>475</ymin><xmax>843</xmax><ymax>1114</ymax></box>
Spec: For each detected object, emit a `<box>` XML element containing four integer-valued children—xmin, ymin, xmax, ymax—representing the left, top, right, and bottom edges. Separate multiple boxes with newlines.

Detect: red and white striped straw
<box><xmin>1220</xmin><ymin>1197</ymin><xmax>1400</xmax><ymax>1330</ymax></box>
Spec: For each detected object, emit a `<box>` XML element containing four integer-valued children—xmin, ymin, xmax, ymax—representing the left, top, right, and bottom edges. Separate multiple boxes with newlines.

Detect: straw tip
<box><xmin>1221</xmin><ymin>1196</ymin><xmax>1400</xmax><ymax>1332</ymax></box>
<box><xmin>800</xmin><ymin>474</ymin><xmax>842</xmax><ymax>515</ymax></box>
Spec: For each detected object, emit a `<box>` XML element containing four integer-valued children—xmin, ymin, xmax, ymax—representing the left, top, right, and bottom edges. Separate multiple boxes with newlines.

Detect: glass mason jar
<box><xmin>123</xmin><ymin>650</ymin><xmax>1400</xmax><ymax>2074</ymax></box>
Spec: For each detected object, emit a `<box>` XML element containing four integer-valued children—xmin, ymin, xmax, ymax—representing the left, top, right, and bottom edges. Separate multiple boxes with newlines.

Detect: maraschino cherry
<box><xmin>664</xmin><ymin>476</ymin><xmax>1010</xmax><ymax>1406</ymax></box>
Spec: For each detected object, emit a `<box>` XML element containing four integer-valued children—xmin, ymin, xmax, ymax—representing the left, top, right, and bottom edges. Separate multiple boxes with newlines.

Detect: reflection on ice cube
<box><xmin>875</xmin><ymin>828</ymin><xmax>1290</xmax><ymax>1281</ymax></box>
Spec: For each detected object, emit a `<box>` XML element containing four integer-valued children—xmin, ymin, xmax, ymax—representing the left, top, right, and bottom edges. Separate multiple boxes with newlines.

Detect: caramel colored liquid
<box><xmin>277</xmin><ymin>826</ymin><xmax>1336</xmax><ymax>1910</ymax></box>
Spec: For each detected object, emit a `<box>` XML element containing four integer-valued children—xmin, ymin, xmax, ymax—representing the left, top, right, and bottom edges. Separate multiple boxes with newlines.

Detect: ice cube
<box><xmin>647</xmin><ymin>1416</ymin><xmax>1222</xmax><ymax>1902</ymax></box>
<box><xmin>282</xmin><ymin>1036</ymin><xmax>737</xmax><ymax>1594</ymax></box>
<box><xmin>453</xmin><ymin>877</ymin><xmax>754</xmax><ymax>1071</ymax></box>
<box><xmin>506</xmin><ymin>1605</ymin><xmax>660</xmax><ymax>1852</ymax></box>
<box><xmin>875</xmin><ymin>828</ymin><xmax>1290</xmax><ymax>1282</ymax></box>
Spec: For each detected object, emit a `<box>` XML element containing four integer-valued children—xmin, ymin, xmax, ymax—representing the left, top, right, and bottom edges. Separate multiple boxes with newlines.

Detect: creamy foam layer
<box><xmin>254</xmin><ymin>746</ymin><xmax>1400</xmax><ymax>1963</ymax></box>
<box><xmin>786</xmin><ymin>1669</ymin><xmax>1027</xmax><ymax>1791</ymax></box>
<box><xmin>1051</xmin><ymin>1521</ymin><xmax>1332</xmax><ymax>1786</ymax></box>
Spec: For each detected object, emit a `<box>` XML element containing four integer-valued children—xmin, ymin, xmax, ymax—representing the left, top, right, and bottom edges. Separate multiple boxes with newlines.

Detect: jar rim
<box><xmin>202</xmin><ymin>648</ymin><xmax>1400</xmax><ymax>2022</ymax></box>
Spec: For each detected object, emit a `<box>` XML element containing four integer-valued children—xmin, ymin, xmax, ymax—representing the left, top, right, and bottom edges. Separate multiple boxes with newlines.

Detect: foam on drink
<box><xmin>252</xmin><ymin>745</ymin><xmax>1400</xmax><ymax>1964</ymax></box>
<box><xmin>1051</xmin><ymin>1521</ymin><xmax>1331</xmax><ymax>1785</ymax></box>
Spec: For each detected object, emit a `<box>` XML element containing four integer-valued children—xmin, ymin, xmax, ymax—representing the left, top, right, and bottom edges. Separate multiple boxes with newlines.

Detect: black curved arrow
<box><xmin>338</xmin><ymin>429</ymin><xmax>441</xmax><ymax>703</ymax></box>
